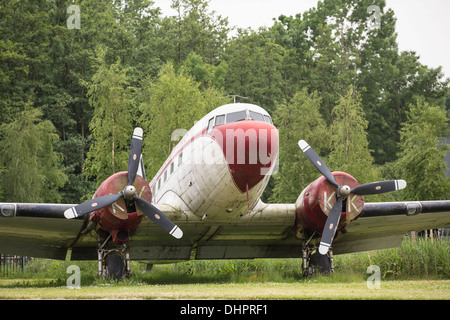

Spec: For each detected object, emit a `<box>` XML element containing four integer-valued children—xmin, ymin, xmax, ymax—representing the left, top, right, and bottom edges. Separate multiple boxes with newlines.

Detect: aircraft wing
<box><xmin>166</xmin><ymin>200</ymin><xmax>450</xmax><ymax>260</ymax></box>
<box><xmin>126</xmin><ymin>200</ymin><xmax>450</xmax><ymax>260</ymax></box>
<box><xmin>331</xmin><ymin>200</ymin><xmax>450</xmax><ymax>254</ymax></box>
<box><xmin>0</xmin><ymin>201</ymin><xmax>299</xmax><ymax>261</ymax></box>
<box><xmin>0</xmin><ymin>203</ymin><xmax>83</xmax><ymax>259</ymax></box>
<box><xmin>0</xmin><ymin>200</ymin><xmax>449</xmax><ymax>261</ymax></box>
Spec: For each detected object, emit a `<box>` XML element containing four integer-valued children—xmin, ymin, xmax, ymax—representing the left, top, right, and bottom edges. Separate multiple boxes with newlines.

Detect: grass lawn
<box><xmin>0</xmin><ymin>279</ymin><xmax>449</xmax><ymax>300</ymax></box>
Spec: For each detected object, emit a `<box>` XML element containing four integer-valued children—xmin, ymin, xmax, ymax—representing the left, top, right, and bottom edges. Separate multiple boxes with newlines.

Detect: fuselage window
<box><xmin>170</xmin><ymin>161</ymin><xmax>174</xmax><ymax>174</ymax></box>
<box><xmin>178</xmin><ymin>152</ymin><xmax>183</xmax><ymax>166</ymax></box>
<box><xmin>215</xmin><ymin>114</ymin><xmax>225</xmax><ymax>126</ymax></box>
<box><xmin>158</xmin><ymin>179</ymin><xmax>161</xmax><ymax>190</ymax></box>
<box><xmin>249</xmin><ymin>110</ymin><xmax>264</xmax><ymax>122</ymax></box>
<box><xmin>226</xmin><ymin>110</ymin><xmax>247</xmax><ymax>123</ymax></box>
<box><xmin>164</xmin><ymin>170</ymin><xmax>167</xmax><ymax>182</ymax></box>
<box><xmin>207</xmin><ymin>117</ymin><xmax>214</xmax><ymax>133</ymax></box>
<box><xmin>263</xmin><ymin>115</ymin><xmax>272</xmax><ymax>124</ymax></box>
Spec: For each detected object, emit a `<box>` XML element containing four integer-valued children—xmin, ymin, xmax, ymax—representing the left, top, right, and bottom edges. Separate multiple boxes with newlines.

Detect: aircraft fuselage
<box><xmin>149</xmin><ymin>103</ymin><xmax>279</xmax><ymax>221</ymax></box>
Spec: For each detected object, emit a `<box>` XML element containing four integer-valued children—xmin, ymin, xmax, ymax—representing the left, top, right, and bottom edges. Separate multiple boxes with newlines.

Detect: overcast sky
<box><xmin>154</xmin><ymin>0</ymin><xmax>450</xmax><ymax>80</ymax></box>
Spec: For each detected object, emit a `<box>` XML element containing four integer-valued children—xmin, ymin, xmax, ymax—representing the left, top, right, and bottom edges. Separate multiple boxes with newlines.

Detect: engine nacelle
<box><xmin>295</xmin><ymin>172</ymin><xmax>364</xmax><ymax>237</ymax></box>
<box><xmin>90</xmin><ymin>172</ymin><xmax>152</xmax><ymax>245</ymax></box>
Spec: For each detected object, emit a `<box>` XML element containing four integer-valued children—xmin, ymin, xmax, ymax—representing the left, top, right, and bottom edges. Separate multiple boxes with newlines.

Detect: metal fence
<box><xmin>0</xmin><ymin>255</ymin><xmax>31</xmax><ymax>275</ymax></box>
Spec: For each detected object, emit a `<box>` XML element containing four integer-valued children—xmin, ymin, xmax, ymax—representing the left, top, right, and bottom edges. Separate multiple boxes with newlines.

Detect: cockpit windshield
<box><xmin>207</xmin><ymin>108</ymin><xmax>273</xmax><ymax>133</ymax></box>
<box><xmin>226</xmin><ymin>110</ymin><xmax>247</xmax><ymax>123</ymax></box>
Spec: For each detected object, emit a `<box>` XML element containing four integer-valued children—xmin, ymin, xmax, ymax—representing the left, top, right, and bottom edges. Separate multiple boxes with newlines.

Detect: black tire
<box><xmin>104</xmin><ymin>252</ymin><xmax>125</xmax><ymax>281</ymax></box>
<box><xmin>309</xmin><ymin>251</ymin><xmax>331</xmax><ymax>274</ymax></box>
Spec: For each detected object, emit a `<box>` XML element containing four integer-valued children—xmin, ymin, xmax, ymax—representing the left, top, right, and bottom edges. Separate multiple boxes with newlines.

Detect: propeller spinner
<box><xmin>298</xmin><ymin>140</ymin><xmax>405</xmax><ymax>255</ymax></box>
<box><xmin>64</xmin><ymin>128</ymin><xmax>183</xmax><ymax>239</ymax></box>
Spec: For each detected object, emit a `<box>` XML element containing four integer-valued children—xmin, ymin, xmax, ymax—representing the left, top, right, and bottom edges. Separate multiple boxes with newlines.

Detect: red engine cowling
<box><xmin>89</xmin><ymin>172</ymin><xmax>152</xmax><ymax>245</ymax></box>
<box><xmin>295</xmin><ymin>172</ymin><xmax>364</xmax><ymax>237</ymax></box>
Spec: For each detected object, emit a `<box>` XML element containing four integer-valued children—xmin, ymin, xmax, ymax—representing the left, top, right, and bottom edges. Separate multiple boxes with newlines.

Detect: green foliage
<box><xmin>3</xmin><ymin>238</ymin><xmax>448</xmax><ymax>284</ymax></box>
<box><xmin>395</xmin><ymin>98</ymin><xmax>450</xmax><ymax>200</ymax></box>
<box><xmin>83</xmin><ymin>48</ymin><xmax>132</xmax><ymax>184</ymax></box>
<box><xmin>270</xmin><ymin>88</ymin><xmax>328</xmax><ymax>202</ymax></box>
<box><xmin>164</xmin><ymin>0</ymin><xmax>230</xmax><ymax>65</ymax></box>
<box><xmin>224</xmin><ymin>30</ymin><xmax>286</xmax><ymax>113</ymax></box>
<box><xmin>179</xmin><ymin>52</ymin><xmax>229</xmax><ymax>88</ymax></box>
<box><xmin>0</xmin><ymin>0</ymin><xmax>448</xmax><ymax>205</ymax></box>
<box><xmin>337</xmin><ymin>238</ymin><xmax>450</xmax><ymax>280</ymax></box>
<box><xmin>0</xmin><ymin>104</ymin><xmax>67</xmax><ymax>202</ymax></box>
<box><xmin>328</xmin><ymin>88</ymin><xmax>382</xmax><ymax>184</ymax></box>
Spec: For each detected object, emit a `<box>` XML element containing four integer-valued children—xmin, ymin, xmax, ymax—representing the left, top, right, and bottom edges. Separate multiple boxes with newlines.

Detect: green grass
<box><xmin>0</xmin><ymin>279</ymin><xmax>448</xmax><ymax>299</ymax></box>
<box><xmin>0</xmin><ymin>238</ymin><xmax>448</xmax><ymax>299</ymax></box>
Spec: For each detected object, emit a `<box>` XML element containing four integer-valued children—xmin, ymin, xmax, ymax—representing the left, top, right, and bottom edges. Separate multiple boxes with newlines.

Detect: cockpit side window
<box><xmin>249</xmin><ymin>110</ymin><xmax>264</xmax><ymax>121</ymax></box>
<box><xmin>215</xmin><ymin>114</ymin><xmax>225</xmax><ymax>126</ymax></box>
<box><xmin>263</xmin><ymin>115</ymin><xmax>273</xmax><ymax>124</ymax></box>
<box><xmin>226</xmin><ymin>110</ymin><xmax>247</xmax><ymax>123</ymax></box>
<box><xmin>207</xmin><ymin>117</ymin><xmax>214</xmax><ymax>133</ymax></box>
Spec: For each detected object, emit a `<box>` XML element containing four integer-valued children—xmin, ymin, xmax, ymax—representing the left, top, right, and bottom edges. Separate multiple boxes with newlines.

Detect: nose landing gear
<box><xmin>97</xmin><ymin>235</ymin><xmax>131</xmax><ymax>281</ymax></box>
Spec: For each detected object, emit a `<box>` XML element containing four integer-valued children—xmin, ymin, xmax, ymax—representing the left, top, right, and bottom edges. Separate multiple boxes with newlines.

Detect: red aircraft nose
<box><xmin>210</xmin><ymin>120</ymin><xmax>279</xmax><ymax>193</ymax></box>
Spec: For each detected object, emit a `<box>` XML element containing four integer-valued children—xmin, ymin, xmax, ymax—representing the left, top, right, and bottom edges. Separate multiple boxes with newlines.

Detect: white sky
<box><xmin>153</xmin><ymin>0</ymin><xmax>450</xmax><ymax>80</ymax></box>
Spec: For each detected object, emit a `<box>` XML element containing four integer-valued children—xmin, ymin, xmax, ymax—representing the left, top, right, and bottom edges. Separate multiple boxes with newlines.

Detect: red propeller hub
<box><xmin>295</xmin><ymin>172</ymin><xmax>364</xmax><ymax>236</ymax></box>
<box><xmin>90</xmin><ymin>172</ymin><xmax>152</xmax><ymax>244</ymax></box>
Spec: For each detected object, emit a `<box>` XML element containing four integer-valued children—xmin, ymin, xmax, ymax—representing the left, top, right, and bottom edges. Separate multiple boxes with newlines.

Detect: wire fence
<box><xmin>0</xmin><ymin>255</ymin><xmax>32</xmax><ymax>275</ymax></box>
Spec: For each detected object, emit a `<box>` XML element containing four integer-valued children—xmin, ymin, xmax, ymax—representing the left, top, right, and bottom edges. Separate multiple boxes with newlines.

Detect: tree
<box><xmin>328</xmin><ymin>88</ymin><xmax>382</xmax><ymax>185</ymax></box>
<box><xmin>395</xmin><ymin>98</ymin><xmax>450</xmax><ymax>200</ymax></box>
<box><xmin>0</xmin><ymin>104</ymin><xmax>67</xmax><ymax>202</ymax></box>
<box><xmin>83</xmin><ymin>49</ymin><xmax>132</xmax><ymax>185</ymax></box>
<box><xmin>270</xmin><ymin>89</ymin><xmax>328</xmax><ymax>203</ymax></box>
<box><xmin>268</xmin><ymin>0</ymin><xmax>448</xmax><ymax>165</ymax></box>
<box><xmin>119</xmin><ymin>0</ymin><xmax>164</xmax><ymax>82</ymax></box>
<box><xmin>0</xmin><ymin>0</ymin><xmax>52</xmax><ymax>122</ymax></box>
<box><xmin>179</xmin><ymin>52</ymin><xmax>228</xmax><ymax>89</ymax></box>
<box><xmin>224</xmin><ymin>30</ymin><xmax>286</xmax><ymax>114</ymax></box>
<box><xmin>160</xmin><ymin>0</ymin><xmax>230</xmax><ymax>65</ymax></box>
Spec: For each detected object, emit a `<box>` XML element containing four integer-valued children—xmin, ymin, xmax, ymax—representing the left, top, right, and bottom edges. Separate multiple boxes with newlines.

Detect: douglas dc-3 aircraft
<box><xmin>1</xmin><ymin>103</ymin><xmax>449</xmax><ymax>279</ymax></box>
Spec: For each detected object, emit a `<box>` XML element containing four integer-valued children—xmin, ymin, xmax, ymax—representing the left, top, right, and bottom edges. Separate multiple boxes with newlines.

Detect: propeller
<box><xmin>298</xmin><ymin>140</ymin><xmax>405</xmax><ymax>255</ymax></box>
<box><xmin>64</xmin><ymin>128</ymin><xmax>183</xmax><ymax>239</ymax></box>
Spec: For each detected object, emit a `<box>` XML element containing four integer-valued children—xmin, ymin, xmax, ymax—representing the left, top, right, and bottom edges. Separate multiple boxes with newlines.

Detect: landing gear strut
<box><xmin>302</xmin><ymin>237</ymin><xmax>334</xmax><ymax>276</ymax></box>
<box><xmin>97</xmin><ymin>235</ymin><xmax>131</xmax><ymax>280</ymax></box>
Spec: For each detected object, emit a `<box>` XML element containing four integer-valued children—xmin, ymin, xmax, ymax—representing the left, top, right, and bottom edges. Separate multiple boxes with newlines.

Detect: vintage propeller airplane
<box><xmin>0</xmin><ymin>103</ymin><xmax>449</xmax><ymax>279</ymax></box>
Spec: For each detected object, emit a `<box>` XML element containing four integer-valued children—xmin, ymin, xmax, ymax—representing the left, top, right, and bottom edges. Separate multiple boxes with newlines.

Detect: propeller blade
<box><xmin>318</xmin><ymin>197</ymin><xmax>343</xmax><ymax>255</ymax></box>
<box><xmin>127</xmin><ymin>127</ymin><xmax>143</xmax><ymax>186</ymax></box>
<box><xmin>134</xmin><ymin>197</ymin><xmax>183</xmax><ymax>239</ymax></box>
<box><xmin>298</xmin><ymin>140</ymin><xmax>339</xmax><ymax>188</ymax></box>
<box><xmin>351</xmin><ymin>179</ymin><xmax>406</xmax><ymax>195</ymax></box>
<box><xmin>64</xmin><ymin>193</ymin><xmax>123</xmax><ymax>219</ymax></box>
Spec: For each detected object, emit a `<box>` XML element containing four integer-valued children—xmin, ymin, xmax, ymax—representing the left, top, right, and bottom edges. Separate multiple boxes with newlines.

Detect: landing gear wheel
<box><xmin>301</xmin><ymin>238</ymin><xmax>334</xmax><ymax>276</ymax></box>
<box><xmin>97</xmin><ymin>234</ymin><xmax>131</xmax><ymax>281</ymax></box>
<box><xmin>309</xmin><ymin>251</ymin><xmax>331</xmax><ymax>274</ymax></box>
<box><xmin>104</xmin><ymin>252</ymin><xmax>126</xmax><ymax>281</ymax></box>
